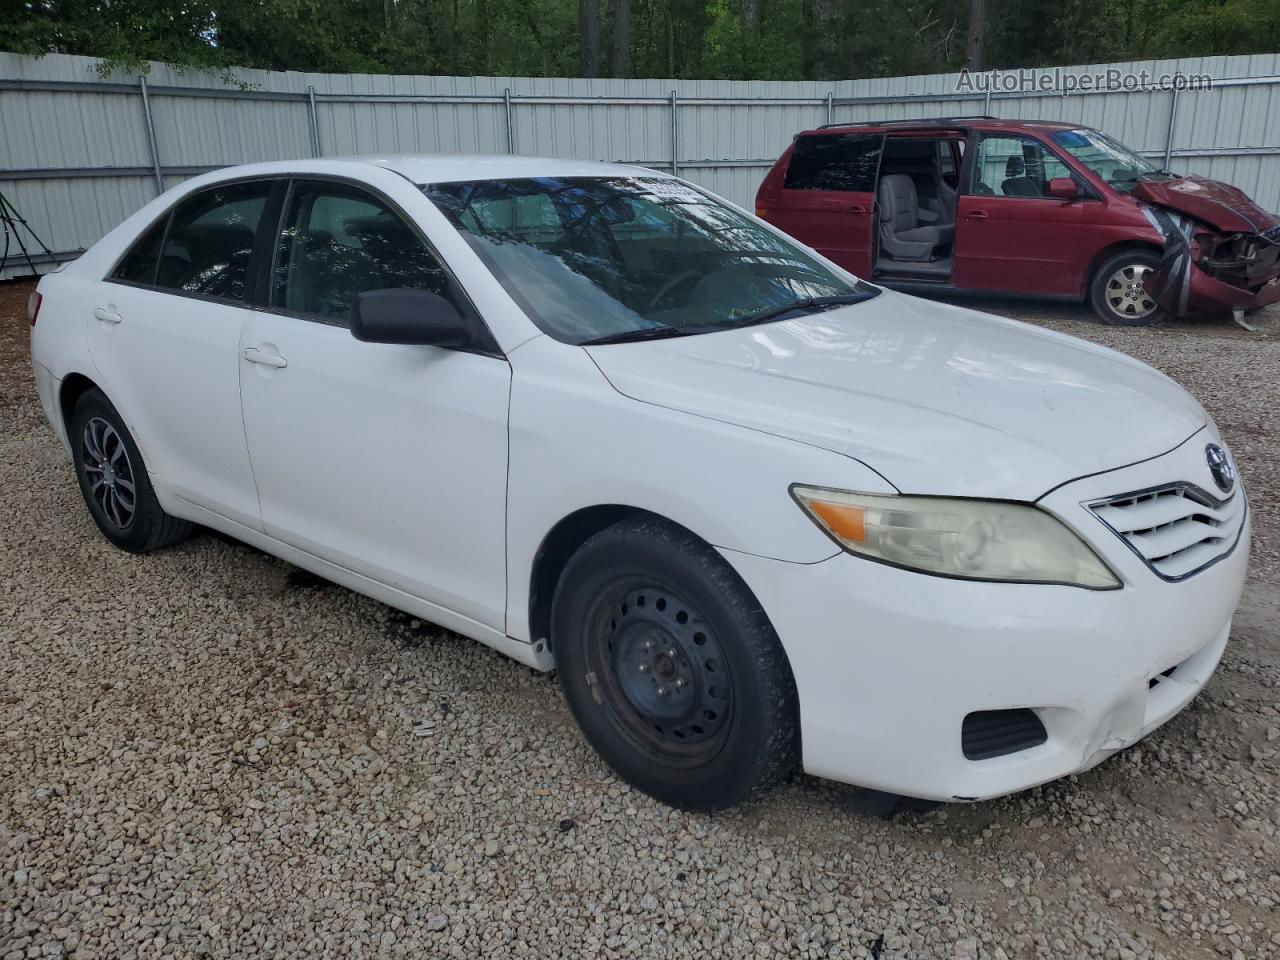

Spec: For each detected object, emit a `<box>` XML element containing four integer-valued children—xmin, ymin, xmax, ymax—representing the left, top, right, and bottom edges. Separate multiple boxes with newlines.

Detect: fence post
<box><xmin>670</xmin><ymin>90</ymin><xmax>679</xmax><ymax>176</ymax></box>
<box><xmin>307</xmin><ymin>85</ymin><xmax>322</xmax><ymax>157</ymax></box>
<box><xmin>825</xmin><ymin>91</ymin><xmax>833</xmax><ymax>125</ymax></box>
<box><xmin>1163</xmin><ymin>85</ymin><xmax>1180</xmax><ymax>170</ymax></box>
<box><xmin>504</xmin><ymin>87</ymin><xmax>515</xmax><ymax>153</ymax></box>
<box><xmin>137</xmin><ymin>75</ymin><xmax>164</xmax><ymax>194</ymax></box>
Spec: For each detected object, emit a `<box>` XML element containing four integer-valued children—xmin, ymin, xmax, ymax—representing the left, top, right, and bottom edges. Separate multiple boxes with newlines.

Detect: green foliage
<box><xmin>4</xmin><ymin>0</ymin><xmax>1280</xmax><ymax>81</ymax></box>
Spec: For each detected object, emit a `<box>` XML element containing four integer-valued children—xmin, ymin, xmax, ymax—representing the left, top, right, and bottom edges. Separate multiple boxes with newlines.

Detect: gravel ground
<box><xmin>2</xmin><ymin>277</ymin><xmax>1278</xmax><ymax>960</ymax></box>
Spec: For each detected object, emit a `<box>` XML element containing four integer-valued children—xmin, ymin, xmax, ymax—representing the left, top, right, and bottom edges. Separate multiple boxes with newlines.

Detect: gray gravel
<box><xmin>2</xmin><ymin>280</ymin><xmax>1278</xmax><ymax>960</ymax></box>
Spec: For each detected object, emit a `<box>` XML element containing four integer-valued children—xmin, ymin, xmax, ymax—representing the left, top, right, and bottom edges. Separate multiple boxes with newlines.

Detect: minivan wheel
<box><xmin>1090</xmin><ymin>250</ymin><xmax>1164</xmax><ymax>326</ymax></box>
<box><xmin>69</xmin><ymin>389</ymin><xmax>193</xmax><ymax>553</ymax></box>
<box><xmin>551</xmin><ymin>517</ymin><xmax>799</xmax><ymax>811</ymax></box>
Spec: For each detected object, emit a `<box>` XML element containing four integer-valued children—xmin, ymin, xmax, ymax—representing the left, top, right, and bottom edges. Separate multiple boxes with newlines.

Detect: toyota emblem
<box><xmin>1205</xmin><ymin>443</ymin><xmax>1235</xmax><ymax>494</ymax></box>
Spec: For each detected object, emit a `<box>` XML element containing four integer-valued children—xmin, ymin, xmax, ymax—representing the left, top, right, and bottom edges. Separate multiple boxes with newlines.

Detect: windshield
<box><xmin>1050</xmin><ymin>128</ymin><xmax>1174</xmax><ymax>192</ymax></box>
<box><xmin>424</xmin><ymin>176</ymin><xmax>873</xmax><ymax>344</ymax></box>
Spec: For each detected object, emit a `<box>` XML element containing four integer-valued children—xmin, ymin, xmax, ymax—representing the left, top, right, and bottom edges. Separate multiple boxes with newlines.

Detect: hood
<box><xmin>1132</xmin><ymin>175</ymin><xmax>1280</xmax><ymax>234</ymax></box>
<box><xmin>586</xmin><ymin>292</ymin><xmax>1206</xmax><ymax>501</ymax></box>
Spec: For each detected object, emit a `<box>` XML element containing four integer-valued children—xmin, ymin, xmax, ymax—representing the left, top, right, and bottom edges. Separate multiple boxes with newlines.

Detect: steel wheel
<box><xmin>587</xmin><ymin>580</ymin><xmax>734</xmax><ymax>767</ymax></box>
<box><xmin>81</xmin><ymin>416</ymin><xmax>136</xmax><ymax>529</ymax></box>
<box><xmin>1103</xmin><ymin>263</ymin><xmax>1157</xmax><ymax>321</ymax></box>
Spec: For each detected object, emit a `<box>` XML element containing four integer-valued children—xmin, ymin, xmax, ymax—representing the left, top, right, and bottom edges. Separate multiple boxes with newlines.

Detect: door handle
<box><xmin>848</xmin><ymin>204</ymin><xmax>869</xmax><ymax>214</ymax></box>
<box><xmin>243</xmin><ymin>347</ymin><xmax>288</xmax><ymax>369</ymax></box>
<box><xmin>93</xmin><ymin>306</ymin><xmax>122</xmax><ymax>325</ymax></box>
<box><xmin>965</xmin><ymin>210</ymin><xmax>990</xmax><ymax>220</ymax></box>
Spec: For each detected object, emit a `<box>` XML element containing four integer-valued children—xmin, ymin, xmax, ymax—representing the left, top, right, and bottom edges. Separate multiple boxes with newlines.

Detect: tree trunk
<box><xmin>667</xmin><ymin>5</ymin><xmax>675</xmax><ymax>78</ymax></box>
<box><xmin>580</xmin><ymin>0</ymin><xmax>601</xmax><ymax>77</ymax></box>
<box><xmin>804</xmin><ymin>0</ymin><xmax>837</xmax><ymax>79</ymax></box>
<box><xmin>965</xmin><ymin>0</ymin><xmax>986</xmax><ymax>70</ymax></box>
<box><xmin>742</xmin><ymin>0</ymin><xmax>759</xmax><ymax>34</ymax></box>
<box><xmin>612</xmin><ymin>0</ymin><xmax>631</xmax><ymax>77</ymax></box>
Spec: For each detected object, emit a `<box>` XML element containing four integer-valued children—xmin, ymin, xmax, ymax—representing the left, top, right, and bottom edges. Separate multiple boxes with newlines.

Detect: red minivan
<box><xmin>755</xmin><ymin>116</ymin><xmax>1280</xmax><ymax>325</ymax></box>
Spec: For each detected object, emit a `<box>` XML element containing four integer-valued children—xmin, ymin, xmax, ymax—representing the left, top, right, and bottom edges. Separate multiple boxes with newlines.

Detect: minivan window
<box><xmin>1050</xmin><ymin>128</ymin><xmax>1172</xmax><ymax>191</ymax></box>
<box><xmin>272</xmin><ymin>181</ymin><xmax>453</xmax><ymax>323</ymax></box>
<box><xmin>784</xmin><ymin>134</ymin><xmax>883</xmax><ymax>192</ymax></box>
<box><xmin>156</xmin><ymin>181</ymin><xmax>271</xmax><ymax>300</ymax></box>
<box><xmin>973</xmin><ymin>135</ymin><xmax>1070</xmax><ymax>198</ymax></box>
<box><xmin>427</xmin><ymin>176</ymin><xmax>874</xmax><ymax>345</ymax></box>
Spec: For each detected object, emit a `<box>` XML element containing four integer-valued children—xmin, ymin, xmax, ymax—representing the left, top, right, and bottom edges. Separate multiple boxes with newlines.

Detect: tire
<box><xmin>1089</xmin><ymin>249</ymin><xmax>1164</xmax><ymax>326</ymax></box>
<box><xmin>551</xmin><ymin>517</ymin><xmax>799</xmax><ymax>811</ymax></box>
<box><xmin>69</xmin><ymin>389</ymin><xmax>193</xmax><ymax>553</ymax></box>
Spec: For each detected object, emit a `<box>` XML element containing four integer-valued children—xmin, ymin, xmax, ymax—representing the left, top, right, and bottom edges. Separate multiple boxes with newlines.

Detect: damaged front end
<box><xmin>1138</xmin><ymin>177</ymin><xmax>1280</xmax><ymax>320</ymax></box>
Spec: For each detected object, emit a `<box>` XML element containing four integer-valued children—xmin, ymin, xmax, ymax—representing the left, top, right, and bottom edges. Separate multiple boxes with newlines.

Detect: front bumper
<box><xmin>1182</xmin><ymin>260</ymin><xmax>1280</xmax><ymax>316</ymax></box>
<box><xmin>724</xmin><ymin>433</ymin><xmax>1250</xmax><ymax>802</ymax></box>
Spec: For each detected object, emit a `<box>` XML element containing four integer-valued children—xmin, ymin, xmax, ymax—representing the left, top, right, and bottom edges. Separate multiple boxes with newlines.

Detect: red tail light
<box><xmin>27</xmin><ymin>291</ymin><xmax>42</xmax><ymax>326</ymax></box>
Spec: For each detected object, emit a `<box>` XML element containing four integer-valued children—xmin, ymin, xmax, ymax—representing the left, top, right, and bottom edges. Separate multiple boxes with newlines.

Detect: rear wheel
<box><xmin>552</xmin><ymin>517</ymin><xmax>799</xmax><ymax>811</ymax></box>
<box><xmin>1090</xmin><ymin>250</ymin><xmax>1164</xmax><ymax>326</ymax></box>
<box><xmin>69</xmin><ymin>389</ymin><xmax>193</xmax><ymax>553</ymax></box>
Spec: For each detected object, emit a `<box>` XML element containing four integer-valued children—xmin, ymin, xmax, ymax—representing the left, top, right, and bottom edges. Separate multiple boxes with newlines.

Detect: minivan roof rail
<box><xmin>815</xmin><ymin>115</ymin><xmax>998</xmax><ymax>130</ymax></box>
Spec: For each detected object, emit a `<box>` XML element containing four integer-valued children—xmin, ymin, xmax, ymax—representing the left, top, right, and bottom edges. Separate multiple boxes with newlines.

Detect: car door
<box><xmin>767</xmin><ymin>132</ymin><xmax>883</xmax><ymax>277</ymax></box>
<box><xmin>953</xmin><ymin>132</ymin><xmax>1106</xmax><ymax>297</ymax></box>
<box><xmin>237</xmin><ymin>177</ymin><xmax>510</xmax><ymax>630</ymax></box>
<box><xmin>88</xmin><ymin>179</ymin><xmax>277</xmax><ymax>530</ymax></box>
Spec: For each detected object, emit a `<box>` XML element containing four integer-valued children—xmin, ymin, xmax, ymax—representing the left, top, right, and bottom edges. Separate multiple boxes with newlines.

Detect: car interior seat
<box><xmin>1001</xmin><ymin>156</ymin><xmax>1041</xmax><ymax>197</ymax></box>
<box><xmin>876</xmin><ymin>174</ymin><xmax>955</xmax><ymax>261</ymax></box>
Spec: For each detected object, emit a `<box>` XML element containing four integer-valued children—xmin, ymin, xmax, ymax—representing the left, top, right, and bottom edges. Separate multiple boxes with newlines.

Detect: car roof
<box><xmin>188</xmin><ymin>154</ymin><xmax>653</xmax><ymax>187</ymax></box>
<box><xmin>364</xmin><ymin>153</ymin><xmax>652</xmax><ymax>184</ymax></box>
<box><xmin>799</xmin><ymin>116</ymin><xmax>1081</xmax><ymax>136</ymax></box>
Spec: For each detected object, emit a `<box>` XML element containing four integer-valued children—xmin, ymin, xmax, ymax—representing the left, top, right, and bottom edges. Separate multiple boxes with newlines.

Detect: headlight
<box><xmin>791</xmin><ymin>485</ymin><xmax>1120</xmax><ymax>589</ymax></box>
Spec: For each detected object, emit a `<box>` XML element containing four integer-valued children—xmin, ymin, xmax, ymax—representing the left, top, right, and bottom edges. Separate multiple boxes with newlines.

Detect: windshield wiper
<box><xmin>724</xmin><ymin>289</ymin><xmax>879</xmax><ymax>329</ymax></box>
<box><xmin>579</xmin><ymin>286</ymin><xmax>880</xmax><ymax>346</ymax></box>
<box><xmin>579</xmin><ymin>324</ymin><xmax>689</xmax><ymax>346</ymax></box>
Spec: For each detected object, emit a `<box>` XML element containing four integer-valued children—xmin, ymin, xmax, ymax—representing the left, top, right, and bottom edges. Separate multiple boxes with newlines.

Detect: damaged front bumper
<box><xmin>1146</xmin><ymin>211</ymin><xmax>1280</xmax><ymax>317</ymax></box>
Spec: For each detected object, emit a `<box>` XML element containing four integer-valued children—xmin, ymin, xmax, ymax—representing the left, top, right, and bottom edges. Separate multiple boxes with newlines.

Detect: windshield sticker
<box><xmin>636</xmin><ymin>178</ymin><xmax>706</xmax><ymax>203</ymax></box>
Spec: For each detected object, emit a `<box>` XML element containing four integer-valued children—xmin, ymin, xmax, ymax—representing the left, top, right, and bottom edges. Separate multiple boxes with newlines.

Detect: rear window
<box><xmin>784</xmin><ymin>134</ymin><xmax>883</xmax><ymax>192</ymax></box>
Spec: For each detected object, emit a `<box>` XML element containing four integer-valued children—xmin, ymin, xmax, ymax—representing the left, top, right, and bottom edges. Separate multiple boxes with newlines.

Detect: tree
<box><xmin>612</xmin><ymin>0</ymin><xmax>631</xmax><ymax>77</ymax></box>
<box><xmin>965</xmin><ymin>0</ymin><xmax>986</xmax><ymax>70</ymax></box>
<box><xmin>580</xmin><ymin>0</ymin><xmax>601</xmax><ymax>77</ymax></box>
<box><xmin>5</xmin><ymin>0</ymin><xmax>1280</xmax><ymax>84</ymax></box>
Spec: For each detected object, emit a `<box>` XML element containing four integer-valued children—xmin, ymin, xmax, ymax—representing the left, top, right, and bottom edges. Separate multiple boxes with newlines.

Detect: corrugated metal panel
<box><xmin>4</xmin><ymin>50</ymin><xmax>1280</xmax><ymax>278</ymax></box>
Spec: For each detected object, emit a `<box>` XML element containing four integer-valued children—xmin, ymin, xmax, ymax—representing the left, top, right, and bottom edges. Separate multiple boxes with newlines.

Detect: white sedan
<box><xmin>28</xmin><ymin>155</ymin><xmax>1249</xmax><ymax>809</ymax></box>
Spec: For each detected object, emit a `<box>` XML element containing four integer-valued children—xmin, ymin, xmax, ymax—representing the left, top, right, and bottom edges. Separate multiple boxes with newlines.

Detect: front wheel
<box><xmin>1090</xmin><ymin>250</ymin><xmax>1164</xmax><ymax>326</ymax></box>
<box><xmin>551</xmin><ymin>517</ymin><xmax>800</xmax><ymax>811</ymax></box>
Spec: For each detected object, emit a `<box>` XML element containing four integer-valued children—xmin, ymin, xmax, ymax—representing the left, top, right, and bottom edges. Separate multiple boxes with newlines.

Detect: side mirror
<box><xmin>1047</xmin><ymin>177</ymin><xmax>1079</xmax><ymax>200</ymax></box>
<box><xmin>350</xmin><ymin>288</ymin><xmax>475</xmax><ymax>349</ymax></box>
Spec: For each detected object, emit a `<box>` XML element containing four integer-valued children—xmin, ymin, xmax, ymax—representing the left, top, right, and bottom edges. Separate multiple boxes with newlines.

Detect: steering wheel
<box><xmin>646</xmin><ymin>270</ymin><xmax>702</xmax><ymax>311</ymax></box>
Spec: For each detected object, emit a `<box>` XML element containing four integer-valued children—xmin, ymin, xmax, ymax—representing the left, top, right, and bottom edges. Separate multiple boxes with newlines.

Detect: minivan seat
<box><xmin>1001</xmin><ymin>156</ymin><xmax>1041</xmax><ymax>197</ymax></box>
<box><xmin>877</xmin><ymin>174</ymin><xmax>954</xmax><ymax>261</ymax></box>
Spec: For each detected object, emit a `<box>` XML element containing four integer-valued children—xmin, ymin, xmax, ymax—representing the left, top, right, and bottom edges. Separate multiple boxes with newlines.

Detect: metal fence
<box><xmin>3</xmin><ymin>50</ymin><xmax>1280</xmax><ymax>279</ymax></box>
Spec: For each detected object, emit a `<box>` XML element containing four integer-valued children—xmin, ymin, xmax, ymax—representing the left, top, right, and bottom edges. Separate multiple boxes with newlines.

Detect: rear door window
<box><xmin>784</xmin><ymin>133</ymin><xmax>883</xmax><ymax>192</ymax></box>
<box><xmin>110</xmin><ymin>218</ymin><xmax>168</xmax><ymax>286</ymax></box>
<box><xmin>156</xmin><ymin>181</ymin><xmax>272</xmax><ymax>300</ymax></box>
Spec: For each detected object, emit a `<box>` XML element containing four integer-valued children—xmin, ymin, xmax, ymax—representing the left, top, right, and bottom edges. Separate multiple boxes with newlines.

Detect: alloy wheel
<box><xmin>82</xmin><ymin>416</ymin><xmax>137</xmax><ymax>529</ymax></box>
<box><xmin>1104</xmin><ymin>263</ymin><xmax>1157</xmax><ymax>320</ymax></box>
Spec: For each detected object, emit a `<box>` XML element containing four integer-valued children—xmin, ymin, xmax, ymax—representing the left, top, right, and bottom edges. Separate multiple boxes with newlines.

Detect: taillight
<box><xmin>27</xmin><ymin>291</ymin><xmax>43</xmax><ymax>326</ymax></box>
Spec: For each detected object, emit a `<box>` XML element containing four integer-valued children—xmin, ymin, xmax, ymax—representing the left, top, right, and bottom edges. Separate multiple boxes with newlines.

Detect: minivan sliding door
<box><xmin>769</xmin><ymin>132</ymin><xmax>884</xmax><ymax>278</ymax></box>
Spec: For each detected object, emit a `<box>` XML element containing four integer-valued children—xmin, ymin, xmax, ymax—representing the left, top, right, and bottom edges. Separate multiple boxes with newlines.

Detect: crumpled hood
<box><xmin>586</xmin><ymin>291</ymin><xmax>1206</xmax><ymax>501</ymax></box>
<box><xmin>1132</xmin><ymin>175</ymin><xmax>1280</xmax><ymax>234</ymax></box>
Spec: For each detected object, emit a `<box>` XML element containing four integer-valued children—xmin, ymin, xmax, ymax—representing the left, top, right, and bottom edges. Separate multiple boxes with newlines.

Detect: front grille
<box><xmin>1089</xmin><ymin>483</ymin><xmax>1245</xmax><ymax>581</ymax></box>
<box><xmin>962</xmin><ymin>709</ymin><xmax>1047</xmax><ymax>761</ymax></box>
